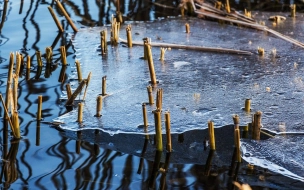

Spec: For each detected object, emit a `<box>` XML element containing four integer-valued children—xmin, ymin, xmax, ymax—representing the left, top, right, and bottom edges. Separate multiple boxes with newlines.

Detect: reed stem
<box><xmin>244</xmin><ymin>99</ymin><xmax>251</xmax><ymax>112</ymax></box>
<box><xmin>36</xmin><ymin>51</ymin><xmax>43</xmax><ymax>67</ymax></box>
<box><xmin>37</xmin><ymin>95</ymin><xmax>42</xmax><ymax>120</ymax></box>
<box><xmin>165</xmin><ymin>111</ymin><xmax>172</xmax><ymax>152</ymax></box>
<box><xmin>145</xmin><ymin>43</ymin><xmax>157</xmax><ymax>84</ymax></box>
<box><xmin>55</xmin><ymin>0</ymin><xmax>78</xmax><ymax>32</ymax></box>
<box><xmin>66</xmin><ymin>84</ymin><xmax>72</xmax><ymax>99</ymax></box>
<box><xmin>77</xmin><ymin>103</ymin><xmax>83</xmax><ymax>123</ymax></box>
<box><xmin>153</xmin><ymin>110</ymin><xmax>163</xmax><ymax>151</ymax></box>
<box><xmin>126</xmin><ymin>25</ymin><xmax>132</xmax><ymax>48</ymax></box>
<box><xmin>156</xmin><ymin>88</ymin><xmax>163</xmax><ymax>111</ymax></box>
<box><xmin>60</xmin><ymin>46</ymin><xmax>67</xmax><ymax>65</ymax></box>
<box><xmin>102</xmin><ymin>76</ymin><xmax>107</xmax><ymax>96</ymax></box>
<box><xmin>234</xmin><ymin>128</ymin><xmax>241</xmax><ymax>162</ymax></box>
<box><xmin>65</xmin><ymin>79</ymin><xmax>87</xmax><ymax>106</ymax></box>
<box><xmin>47</xmin><ymin>6</ymin><xmax>64</xmax><ymax>32</ymax></box>
<box><xmin>147</xmin><ymin>86</ymin><xmax>154</xmax><ymax>104</ymax></box>
<box><xmin>100</xmin><ymin>30</ymin><xmax>107</xmax><ymax>54</ymax></box>
<box><xmin>208</xmin><ymin>121</ymin><xmax>215</xmax><ymax>150</ymax></box>
<box><xmin>75</xmin><ymin>60</ymin><xmax>82</xmax><ymax>82</ymax></box>
<box><xmin>0</xmin><ymin>94</ymin><xmax>19</xmax><ymax>138</ymax></box>
<box><xmin>252</xmin><ymin>111</ymin><xmax>262</xmax><ymax>140</ymax></box>
<box><xmin>142</xmin><ymin>103</ymin><xmax>148</xmax><ymax>127</ymax></box>
<box><xmin>232</xmin><ymin>114</ymin><xmax>239</xmax><ymax>129</ymax></box>
<box><xmin>95</xmin><ymin>95</ymin><xmax>102</xmax><ymax>117</ymax></box>
<box><xmin>5</xmin><ymin>53</ymin><xmax>14</xmax><ymax>119</ymax></box>
<box><xmin>45</xmin><ymin>47</ymin><xmax>53</xmax><ymax>64</ymax></box>
<box><xmin>26</xmin><ymin>55</ymin><xmax>31</xmax><ymax>69</ymax></box>
<box><xmin>185</xmin><ymin>23</ymin><xmax>190</xmax><ymax>33</ymax></box>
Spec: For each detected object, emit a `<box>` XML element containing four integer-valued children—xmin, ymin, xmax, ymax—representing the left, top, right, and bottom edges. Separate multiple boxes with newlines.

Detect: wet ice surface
<box><xmin>54</xmin><ymin>13</ymin><xmax>304</xmax><ymax>182</ymax></box>
<box><xmin>241</xmin><ymin>135</ymin><xmax>304</xmax><ymax>182</ymax></box>
<box><xmin>56</xmin><ymin>15</ymin><xmax>304</xmax><ymax>135</ymax></box>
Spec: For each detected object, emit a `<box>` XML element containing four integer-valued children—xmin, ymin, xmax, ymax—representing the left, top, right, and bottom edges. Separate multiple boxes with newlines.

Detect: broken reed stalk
<box><xmin>77</xmin><ymin>103</ymin><xmax>83</xmax><ymax>123</ymax></box>
<box><xmin>102</xmin><ymin>76</ymin><xmax>107</xmax><ymax>96</ymax></box>
<box><xmin>258</xmin><ymin>47</ymin><xmax>264</xmax><ymax>56</ymax></box>
<box><xmin>126</xmin><ymin>25</ymin><xmax>132</xmax><ymax>48</ymax></box>
<box><xmin>75</xmin><ymin>60</ymin><xmax>82</xmax><ymax>82</ymax></box>
<box><xmin>95</xmin><ymin>95</ymin><xmax>102</xmax><ymax>117</ymax></box>
<box><xmin>208</xmin><ymin>121</ymin><xmax>215</xmax><ymax>150</ymax></box>
<box><xmin>0</xmin><ymin>94</ymin><xmax>19</xmax><ymax>139</ymax></box>
<box><xmin>147</xmin><ymin>86</ymin><xmax>154</xmax><ymax>104</ymax></box>
<box><xmin>120</xmin><ymin>38</ymin><xmax>252</xmax><ymax>55</ymax></box>
<box><xmin>291</xmin><ymin>4</ymin><xmax>296</xmax><ymax>17</ymax></box>
<box><xmin>82</xmin><ymin>72</ymin><xmax>91</xmax><ymax>101</ymax></box>
<box><xmin>5</xmin><ymin>53</ymin><xmax>14</xmax><ymax>119</ymax></box>
<box><xmin>252</xmin><ymin>111</ymin><xmax>262</xmax><ymax>140</ymax></box>
<box><xmin>156</xmin><ymin>88</ymin><xmax>163</xmax><ymax>111</ymax></box>
<box><xmin>66</xmin><ymin>84</ymin><xmax>72</xmax><ymax>99</ymax></box>
<box><xmin>12</xmin><ymin>76</ymin><xmax>18</xmax><ymax>111</ymax></box>
<box><xmin>232</xmin><ymin>114</ymin><xmax>239</xmax><ymax>129</ymax></box>
<box><xmin>55</xmin><ymin>0</ymin><xmax>78</xmax><ymax>32</ymax></box>
<box><xmin>37</xmin><ymin>95</ymin><xmax>42</xmax><ymax>120</ymax></box>
<box><xmin>185</xmin><ymin>23</ymin><xmax>190</xmax><ymax>33</ymax></box>
<box><xmin>111</xmin><ymin>16</ymin><xmax>120</xmax><ymax>45</ymax></box>
<box><xmin>142</xmin><ymin>103</ymin><xmax>148</xmax><ymax>127</ymax></box>
<box><xmin>15</xmin><ymin>52</ymin><xmax>21</xmax><ymax>77</ymax></box>
<box><xmin>165</xmin><ymin>111</ymin><xmax>172</xmax><ymax>152</ymax></box>
<box><xmin>47</xmin><ymin>6</ymin><xmax>64</xmax><ymax>32</ymax></box>
<box><xmin>225</xmin><ymin>0</ymin><xmax>230</xmax><ymax>13</ymax></box>
<box><xmin>234</xmin><ymin>128</ymin><xmax>241</xmax><ymax>162</ymax></box>
<box><xmin>244</xmin><ymin>99</ymin><xmax>251</xmax><ymax>112</ymax></box>
<box><xmin>45</xmin><ymin>47</ymin><xmax>53</xmax><ymax>64</ymax></box>
<box><xmin>36</xmin><ymin>51</ymin><xmax>43</xmax><ymax>67</ymax></box>
<box><xmin>153</xmin><ymin>109</ymin><xmax>163</xmax><ymax>151</ymax></box>
<box><xmin>100</xmin><ymin>30</ymin><xmax>107</xmax><ymax>54</ymax></box>
<box><xmin>26</xmin><ymin>55</ymin><xmax>31</xmax><ymax>69</ymax></box>
<box><xmin>159</xmin><ymin>48</ymin><xmax>167</xmax><ymax>61</ymax></box>
<box><xmin>60</xmin><ymin>46</ymin><xmax>67</xmax><ymax>65</ymax></box>
<box><xmin>65</xmin><ymin>79</ymin><xmax>87</xmax><ymax>106</ymax></box>
<box><xmin>145</xmin><ymin>43</ymin><xmax>157</xmax><ymax>84</ymax></box>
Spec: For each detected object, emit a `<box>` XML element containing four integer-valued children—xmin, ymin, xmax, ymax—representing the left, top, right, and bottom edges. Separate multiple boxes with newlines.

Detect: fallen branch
<box><xmin>119</xmin><ymin>38</ymin><xmax>252</xmax><ymax>55</ymax></box>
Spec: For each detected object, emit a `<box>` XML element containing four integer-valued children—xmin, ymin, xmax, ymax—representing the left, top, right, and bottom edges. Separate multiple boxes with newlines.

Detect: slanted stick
<box><xmin>55</xmin><ymin>0</ymin><xmax>78</xmax><ymax>32</ymax></box>
<box><xmin>48</xmin><ymin>6</ymin><xmax>64</xmax><ymax>32</ymax></box>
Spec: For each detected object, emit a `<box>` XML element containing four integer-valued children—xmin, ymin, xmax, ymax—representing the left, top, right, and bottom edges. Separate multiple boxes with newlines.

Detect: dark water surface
<box><xmin>0</xmin><ymin>0</ymin><xmax>304</xmax><ymax>189</ymax></box>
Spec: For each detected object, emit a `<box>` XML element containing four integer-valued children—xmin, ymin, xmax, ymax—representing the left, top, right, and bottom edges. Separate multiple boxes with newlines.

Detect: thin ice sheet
<box><xmin>55</xmin><ymin>15</ymin><xmax>304</xmax><ymax>134</ymax></box>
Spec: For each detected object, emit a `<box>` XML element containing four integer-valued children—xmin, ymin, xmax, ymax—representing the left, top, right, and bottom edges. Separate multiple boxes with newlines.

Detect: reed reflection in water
<box><xmin>0</xmin><ymin>0</ymin><xmax>304</xmax><ymax>189</ymax></box>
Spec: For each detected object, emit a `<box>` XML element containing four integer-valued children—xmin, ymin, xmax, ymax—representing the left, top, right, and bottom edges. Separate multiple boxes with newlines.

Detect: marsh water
<box><xmin>1</xmin><ymin>0</ymin><xmax>304</xmax><ymax>189</ymax></box>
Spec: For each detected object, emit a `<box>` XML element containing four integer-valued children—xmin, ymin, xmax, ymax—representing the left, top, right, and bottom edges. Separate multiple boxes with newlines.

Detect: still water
<box><xmin>1</xmin><ymin>0</ymin><xmax>304</xmax><ymax>189</ymax></box>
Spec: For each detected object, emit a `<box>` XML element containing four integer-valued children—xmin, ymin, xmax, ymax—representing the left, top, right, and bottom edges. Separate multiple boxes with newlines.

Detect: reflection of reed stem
<box><xmin>36</xmin><ymin>121</ymin><xmax>40</xmax><ymax>146</ymax></box>
<box><xmin>55</xmin><ymin>0</ymin><xmax>78</xmax><ymax>32</ymax></box>
<box><xmin>47</xmin><ymin>6</ymin><xmax>64</xmax><ymax>32</ymax></box>
<box><xmin>204</xmin><ymin>149</ymin><xmax>214</xmax><ymax>176</ymax></box>
<box><xmin>0</xmin><ymin>94</ymin><xmax>18</xmax><ymax>138</ymax></box>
